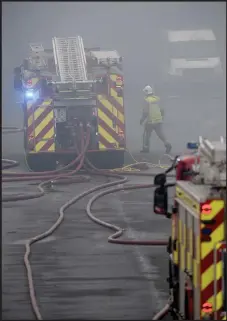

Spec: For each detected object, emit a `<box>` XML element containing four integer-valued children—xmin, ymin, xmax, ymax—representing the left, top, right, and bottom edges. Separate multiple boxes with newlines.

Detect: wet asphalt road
<box><xmin>2</xmin><ymin>153</ymin><xmax>173</xmax><ymax>320</ymax></box>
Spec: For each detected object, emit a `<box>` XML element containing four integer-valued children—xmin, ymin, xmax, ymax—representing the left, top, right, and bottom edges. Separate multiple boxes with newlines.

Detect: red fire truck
<box><xmin>153</xmin><ymin>137</ymin><xmax>226</xmax><ymax>320</ymax></box>
<box><xmin>14</xmin><ymin>37</ymin><xmax>126</xmax><ymax>171</ymax></box>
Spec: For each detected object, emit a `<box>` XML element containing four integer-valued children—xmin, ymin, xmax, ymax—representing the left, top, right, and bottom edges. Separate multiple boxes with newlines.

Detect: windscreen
<box><xmin>169</xmin><ymin>41</ymin><xmax>219</xmax><ymax>60</ymax></box>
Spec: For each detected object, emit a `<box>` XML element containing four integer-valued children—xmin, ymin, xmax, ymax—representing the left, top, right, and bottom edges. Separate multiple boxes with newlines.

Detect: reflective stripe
<box><xmin>145</xmin><ymin>96</ymin><xmax>162</xmax><ymax>123</ymax></box>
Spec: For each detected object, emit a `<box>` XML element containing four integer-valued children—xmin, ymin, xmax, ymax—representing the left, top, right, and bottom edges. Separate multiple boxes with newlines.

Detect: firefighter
<box><xmin>140</xmin><ymin>85</ymin><xmax>172</xmax><ymax>154</ymax></box>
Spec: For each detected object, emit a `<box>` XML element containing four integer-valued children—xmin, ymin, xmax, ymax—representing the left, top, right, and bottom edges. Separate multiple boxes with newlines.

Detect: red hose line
<box><xmin>24</xmin><ymin>169</ymin><xmax>128</xmax><ymax>319</ymax></box>
<box><xmin>2</xmin><ymin>159</ymin><xmax>20</xmax><ymax>169</ymax></box>
<box><xmin>86</xmin><ymin>183</ymin><xmax>169</xmax><ymax>246</ymax></box>
<box><xmin>2</xmin><ymin>127</ymin><xmax>91</xmax><ymax>202</ymax></box>
<box><xmin>152</xmin><ymin>303</ymin><xmax>171</xmax><ymax>320</ymax></box>
<box><xmin>3</xmin><ymin>125</ymin><xmax>174</xmax><ymax>319</ymax></box>
<box><xmin>3</xmin><ymin>124</ymin><xmax>86</xmax><ymax>177</ymax></box>
<box><xmin>85</xmin><ymin>181</ymin><xmax>172</xmax><ymax>321</ymax></box>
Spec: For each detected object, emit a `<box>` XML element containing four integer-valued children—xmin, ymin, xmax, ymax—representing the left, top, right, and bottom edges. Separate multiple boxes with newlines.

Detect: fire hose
<box><xmin>2</xmin><ymin>125</ymin><xmax>91</xmax><ymax>202</ymax></box>
<box><xmin>3</xmin><ymin>126</ymin><xmax>175</xmax><ymax>320</ymax></box>
<box><xmin>23</xmin><ymin>172</ymin><xmax>173</xmax><ymax>320</ymax></box>
<box><xmin>2</xmin><ymin>158</ymin><xmax>20</xmax><ymax>169</ymax></box>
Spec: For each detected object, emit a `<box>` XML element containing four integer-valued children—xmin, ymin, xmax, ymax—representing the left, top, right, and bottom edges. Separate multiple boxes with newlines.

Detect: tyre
<box><xmin>25</xmin><ymin>153</ymin><xmax>56</xmax><ymax>172</ymax></box>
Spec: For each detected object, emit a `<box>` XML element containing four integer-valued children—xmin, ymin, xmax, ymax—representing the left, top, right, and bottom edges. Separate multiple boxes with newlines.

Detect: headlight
<box><xmin>25</xmin><ymin>90</ymin><xmax>34</xmax><ymax>99</ymax></box>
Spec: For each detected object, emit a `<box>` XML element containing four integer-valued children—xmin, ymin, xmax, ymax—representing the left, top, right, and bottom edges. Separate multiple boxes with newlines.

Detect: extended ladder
<box><xmin>52</xmin><ymin>36</ymin><xmax>87</xmax><ymax>83</ymax></box>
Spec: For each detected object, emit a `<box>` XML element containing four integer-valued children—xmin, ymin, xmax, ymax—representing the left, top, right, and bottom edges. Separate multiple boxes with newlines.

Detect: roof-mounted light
<box><xmin>187</xmin><ymin>142</ymin><xmax>199</xmax><ymax>150</ymax></box>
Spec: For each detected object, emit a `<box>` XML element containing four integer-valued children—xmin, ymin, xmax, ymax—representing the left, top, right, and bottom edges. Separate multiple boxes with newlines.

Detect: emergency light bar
<box><xmin>187</xmin><ymin>142</ymin><xmax>199</xmax><ymax>150</ymax></box>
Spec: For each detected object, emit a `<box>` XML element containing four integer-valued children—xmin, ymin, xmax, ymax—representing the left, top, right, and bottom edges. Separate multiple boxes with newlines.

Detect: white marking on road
<box><xmin>111</xmin><ymin>194</ymin><xmax>166</xmax><ymax>312</ymax></box>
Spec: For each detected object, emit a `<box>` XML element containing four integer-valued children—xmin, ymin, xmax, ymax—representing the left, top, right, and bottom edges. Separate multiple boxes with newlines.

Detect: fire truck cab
<box><xmin>14</xmin><ymin>38</ymin><xmax>126</xmax><ymax>171</ymax></box>
<box><xmin>153</xmin><ymin>137</ymin><xmax>226</xmax><ymax>320</ymax></box>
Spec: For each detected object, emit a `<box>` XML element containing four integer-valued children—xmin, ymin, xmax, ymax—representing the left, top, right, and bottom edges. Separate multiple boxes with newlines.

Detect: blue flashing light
<box><xmin>202</xmin><ymin>228</ymin><xmax>212</xmax><ymax>235</ymax></box>
<box><xmin>187</xmin><ymin>142</ymin><xmax>199</xmax><ymax>150</ymax></box>
<box><xmin>25</xmin><ymin>90</ymin><xmax>34</xmax><ymax>99</ymax></box>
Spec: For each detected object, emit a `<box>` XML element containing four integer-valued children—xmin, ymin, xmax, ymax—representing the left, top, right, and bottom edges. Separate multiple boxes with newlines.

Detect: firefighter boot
<box><xmin>165</xmin><ymin>142</ymin><xmax>172</xmax><ymax>154</ymax></box>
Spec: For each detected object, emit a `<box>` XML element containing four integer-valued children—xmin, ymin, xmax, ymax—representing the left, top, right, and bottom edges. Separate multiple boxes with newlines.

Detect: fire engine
<box><xmin>153</xmin><ymin>136</ymin><xmax>226</xmax><ymax>320</ymax></box>
<box><xmin>14</xmin><ymin>37</ymin><xmax>125</xmax><ymax>171</ymax></box>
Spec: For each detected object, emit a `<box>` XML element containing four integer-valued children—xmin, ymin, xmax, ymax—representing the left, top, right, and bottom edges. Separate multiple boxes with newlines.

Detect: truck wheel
<box><xmin>25</xmin><ymin>154</ymin><xmax>56</xmax><ymax>172</ymax></box>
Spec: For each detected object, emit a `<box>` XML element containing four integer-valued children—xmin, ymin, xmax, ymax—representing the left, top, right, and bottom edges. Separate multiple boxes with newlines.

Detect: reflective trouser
<box><xmin>143</xmin><ymin>122</ymin><xmax>168</xmax><ymax>150</ymax></box>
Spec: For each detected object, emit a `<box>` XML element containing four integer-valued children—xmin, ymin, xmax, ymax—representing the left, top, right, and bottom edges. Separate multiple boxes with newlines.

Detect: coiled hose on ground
<box><xmin>2</xmin><ymin>125</ymin><xmax>91</xmax><ymax>201</ymax></box>
<box><xmin>2</xmin><ymin>126</ymin><xmax>174</xmax><ymax>320</ymax></box>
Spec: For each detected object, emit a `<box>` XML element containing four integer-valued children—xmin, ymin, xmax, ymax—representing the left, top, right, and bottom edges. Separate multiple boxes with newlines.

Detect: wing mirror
<box><xmin>14</xmin><ymin>77</ymin><xmax>22</xmax><ymax>91</ymax></box>
<box><xmin>153</xmin><ymin>186</ymin><xmax>168</xmax><ymax>215</ymax></box>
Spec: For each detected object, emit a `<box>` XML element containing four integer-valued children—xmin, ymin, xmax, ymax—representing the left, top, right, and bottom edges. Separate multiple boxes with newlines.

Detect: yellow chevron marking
<box><xmin>201</xmin><ymin>290</ymin><xmax>223</xmax><ymax>317</ymax></box>
<box><xmin>202</xmin><ymin>258</ymin><xmax>223</xmax><ymax>290</ymax></box>
<box><xmin>110</xmin><ymin>74</ymin><xmax>117</xmax><ymax>82</ymax></box>
<box><xmin>40</xmin><ymin>127</ymin><xmax>55</xmax><ymax>140</ymax></box>
<box><xmin>41</xmin><ymin>99</ymin><xmax>52</xmax><ymax>106</ymax></box>
<box><xmin>31</xmin><ymin>78</ymin><xmax>39</xmax><ymax>87</ymax></box>
<box><xmin>28</xmin><ymin>115</ymin><xmax>33</xmax><ymax>127</ymax></box>
<box><xmin>99</xmin><ymin>143</ymin><xmax>106</xmax><ymax>149</ymax></box>
<box><xmin>200</xmin><ymin>201</ymin><xmax>224</xmax><ymax>318</ymax></box>
<box><xmin>47</xmin><ymin>143</ymin><xmax>55</xmax><ymax>152</ymax></box>
<box><xmin>27</xmin><ymin>100</ymin><xmax>52</xmax><ymax>127</ymax></box>
<box><xmin>201</xmin><ymin>201</ymin><xmax>224</xmax><ymax>260</ymax></box>
<box><xmin>204</xmin><ymin>243</ymin><xmax>225</xmax><ymax>318</ymax></box>
<box><xmin>35</xmin><ymin>141</ymin><xmax>55</xmax><ymax>152</ymax></box>
<box><xmin>35</xmin><ymin>140</ymin><xmax>46</xmax><ymax>152</ymax></box>
<box><xmin>97</xmin><ymin>95</ymin><xmax>124</xmax><ymax>124</ymax></box>
<box><xmin>98</xmin><ymin>125</ymin><xmax>117</xmax><ymax>145</ymax></box>
<box><xmin>110</xmin><ymin>88</ymin><xmax>123</xmax><ymax>107</ymax></box>
<box><xmin>34</xmin><ymin>106</ymin><xmax>46</xmax><ymax>120</ymax></box>
<box><xmin>44</xmin><ymin>127</ymin><xmax>54</xmax><ymax>140</ymax></box>
<box><xmin>98</xmin><ymin>109</ymin><xmax>113</xmax><ymax>128</ymax></box>
<box><xmin>34</xmin><ymin>111</ymin><xmax>54</xmax><ymax>137</ymax></box>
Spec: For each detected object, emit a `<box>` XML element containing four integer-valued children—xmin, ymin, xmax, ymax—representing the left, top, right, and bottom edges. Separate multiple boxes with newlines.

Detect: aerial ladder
<box><xmin>52</xmin><ymin>36</ymin><xmax>88</xmax><ymax>83</ymax></box>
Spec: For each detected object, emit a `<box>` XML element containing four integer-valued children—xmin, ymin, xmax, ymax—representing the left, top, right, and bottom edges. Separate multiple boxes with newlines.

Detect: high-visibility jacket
<box><xmin>142</xmin><ymin>95</ymin><xmax>163</xmax><ymax>124</ymax></box>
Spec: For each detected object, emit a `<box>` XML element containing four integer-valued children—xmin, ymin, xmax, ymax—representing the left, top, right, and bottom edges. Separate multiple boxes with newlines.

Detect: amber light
<box><xmin>202</xmin><ymin>302</ymin><xmax>212</xmax><ymax>314</ymax></box>
<box><xmin>201</xmin><ymin>203</ymin><xmax>212</xmax><ymax>215</ymax></box>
